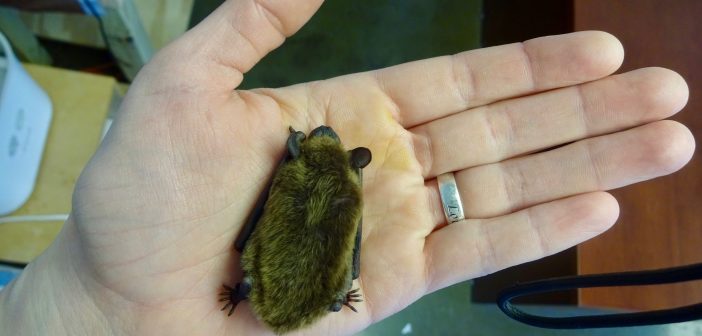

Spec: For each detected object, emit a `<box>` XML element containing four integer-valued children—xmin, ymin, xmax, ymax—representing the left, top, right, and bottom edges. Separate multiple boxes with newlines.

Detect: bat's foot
<box><xmin>343</xmin><ymin>288</ymin><xmax>363</xmax><ymax>313</ymax></box>
<box><xmin>219</xmin><ymin>277</ymin><xmax>251</xmax><ymax>316</ymax></box>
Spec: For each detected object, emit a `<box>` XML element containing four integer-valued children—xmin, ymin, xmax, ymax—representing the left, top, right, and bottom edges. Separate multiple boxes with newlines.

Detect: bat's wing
<box><xmin>234</xmin><ymin>177</ymin><xmax>272</xmax><ymax>252</ymax></box>
<box><xmin>235</xmin><ymin>128</ymin><xmax>307</xmax><ymax>252</ymax></box>
<box><xmin>349</xmin><ymin>147</ymin><xmax>372</xmax><ymax>280</ymax></box>
<box><xmin>352</xmin><ymin>169</ymin><xmax>362</xmax><ymax>279</ymax></box>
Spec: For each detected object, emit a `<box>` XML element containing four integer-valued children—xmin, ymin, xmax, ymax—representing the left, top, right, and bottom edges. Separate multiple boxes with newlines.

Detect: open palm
<box><xmin>49</xmin><ymin>1</ymin><xmax>694</xmax><ymax>335</ymax></box>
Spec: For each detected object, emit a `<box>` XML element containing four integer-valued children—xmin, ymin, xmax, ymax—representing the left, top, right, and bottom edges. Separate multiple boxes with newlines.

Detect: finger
<box><xmin>412</xmin><ymin>67</ymin><xmax>689</xmax><ymax>177</ymax></box>
<box><xmin>152</xmin><ymin>0</ymin><xmax>323</xmax><ymax>88</ymax></box>
<box><xmin>424</xmin><ymin>191</ymin><xmax>620</xmax><ymax>293</ymax></box>
<box><xmin>373</xmin><ymin>31</ymin><xmax>623</xmax><ymax>128</ymax></box>
<box><xmin>425</xmin><ymin>120</ymin><xmax>694</xmax><ymax>226</ymax></box>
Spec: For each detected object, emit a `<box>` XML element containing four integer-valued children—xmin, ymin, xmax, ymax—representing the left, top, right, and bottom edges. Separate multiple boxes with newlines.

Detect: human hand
<box><xmin>1</xmin><ymin>1</ymin><xmax>693</xmax><ymax>335</ymax></box>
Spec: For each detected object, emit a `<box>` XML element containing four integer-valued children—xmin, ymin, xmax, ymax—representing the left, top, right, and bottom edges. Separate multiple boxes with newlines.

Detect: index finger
<box><xmin>373</xmin><ymin>31</ymin><xmax>624</xmax><ymax>128</ymax></box>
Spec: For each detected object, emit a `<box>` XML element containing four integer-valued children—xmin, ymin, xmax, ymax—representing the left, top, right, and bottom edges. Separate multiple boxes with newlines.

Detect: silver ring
<box><xmin>437</xmin><ymin>172</ymin><xmax>465</xmax><ymax>223</ymax></box>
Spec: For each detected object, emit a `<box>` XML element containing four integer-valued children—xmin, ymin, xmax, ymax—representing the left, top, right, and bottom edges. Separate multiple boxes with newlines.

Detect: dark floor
<box><xmin>357</xmin><ymin>281</ymin><xmax>702</xmax><ymax>336</ymax></box>
<box><xmin>190</xmin><ymin>0</ymin><xmax>482</xmax><ymax>89</ymax></box>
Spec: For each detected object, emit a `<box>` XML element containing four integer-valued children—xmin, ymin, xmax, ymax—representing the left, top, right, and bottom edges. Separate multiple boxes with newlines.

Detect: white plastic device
<box><xmin>0</xmin><ymin>32</ymin><xmax>53</xmax><ymax>216</ymax></box>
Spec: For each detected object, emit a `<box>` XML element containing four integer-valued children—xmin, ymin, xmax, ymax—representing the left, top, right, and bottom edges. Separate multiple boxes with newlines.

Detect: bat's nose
<box><xmin>309</xmin><ymin>125</ymin><xmax>340</xmax><ymax>142</ymax></box>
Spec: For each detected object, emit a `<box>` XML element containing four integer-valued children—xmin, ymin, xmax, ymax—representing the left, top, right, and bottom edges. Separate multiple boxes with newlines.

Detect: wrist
<box><xmin>0</xmin><ymin>219</ymin><xmax>116</xmax><ymax>335</ymax></box>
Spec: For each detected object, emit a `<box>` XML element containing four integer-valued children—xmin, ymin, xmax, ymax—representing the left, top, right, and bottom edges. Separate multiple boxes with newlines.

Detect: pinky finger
<box><xmin>423</xmin><ymin>191</ymin><xmax>620</xmax><ymax>293</ymax></box>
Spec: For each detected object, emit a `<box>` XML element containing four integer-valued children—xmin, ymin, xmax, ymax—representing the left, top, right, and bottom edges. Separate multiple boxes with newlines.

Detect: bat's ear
<box><xmin>349</xmin><ymin>147</ymin><xmax>372</xmax><ymax>169</ymax></box>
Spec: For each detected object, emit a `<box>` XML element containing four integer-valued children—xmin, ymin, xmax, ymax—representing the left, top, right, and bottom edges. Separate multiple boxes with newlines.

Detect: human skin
<box><xmin>0</xmin><ymin>0</ymin><xmax>694</xmax><ymax>335</ymax></box>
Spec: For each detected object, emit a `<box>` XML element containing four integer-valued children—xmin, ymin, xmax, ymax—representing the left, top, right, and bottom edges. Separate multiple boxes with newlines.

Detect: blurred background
<box><xmin>0</xmin><ymin>1</ymin><xmax>701</xmax><ymax>335</ymax></box>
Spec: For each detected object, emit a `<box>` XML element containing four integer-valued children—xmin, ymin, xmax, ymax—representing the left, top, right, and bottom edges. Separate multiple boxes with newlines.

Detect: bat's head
<box><xmin>309</xmin><ymin>125</ymin><xmax>341</xmax><ymax>143</ymax></box>
<box><xmin>305</xmin><ymin>126</ymin><xmax>372</xmax><ymax>170</ymax></box>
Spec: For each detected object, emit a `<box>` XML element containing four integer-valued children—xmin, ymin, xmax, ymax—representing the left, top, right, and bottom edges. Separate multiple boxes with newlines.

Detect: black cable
<box><xmin>497</xmin><ymin>262</ymin><xmax>702</xmax><ymax>329</ymax></box>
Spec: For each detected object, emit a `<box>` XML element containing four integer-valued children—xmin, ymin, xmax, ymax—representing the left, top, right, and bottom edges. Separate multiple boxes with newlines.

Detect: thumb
<box><xmin>144</xmin><ymin>0</ymin><xmax>323</xmax><ymax>90</ymax></box>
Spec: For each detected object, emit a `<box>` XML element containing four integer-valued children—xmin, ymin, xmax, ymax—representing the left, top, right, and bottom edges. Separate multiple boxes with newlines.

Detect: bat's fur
<box><xmin>239</xmin><ymin>132</ymin><xmax>364</xmax><ymax>333</ymax></box>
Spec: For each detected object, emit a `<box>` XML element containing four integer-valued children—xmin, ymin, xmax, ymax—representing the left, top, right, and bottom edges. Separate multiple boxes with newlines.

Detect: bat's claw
<box><xmin>343</xmin><ymin>288</ymin><xmax>363</xmax><ymax>313</ymax></box>
<box><xmin>219</xmin><ymin>284</ymin><xmax>239</xmax><ymax>316</ymax></box>
<box><xmin>219</xmin><ymin>278</ymin><xmax>252</xmax><ymax>317</ymax></box>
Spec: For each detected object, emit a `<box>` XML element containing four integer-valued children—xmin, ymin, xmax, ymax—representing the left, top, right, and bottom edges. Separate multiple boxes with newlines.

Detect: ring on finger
<box><xmin>437</xmin><ymin>172</ymin><xmax>465</xmax><ymax>224</ymax></box>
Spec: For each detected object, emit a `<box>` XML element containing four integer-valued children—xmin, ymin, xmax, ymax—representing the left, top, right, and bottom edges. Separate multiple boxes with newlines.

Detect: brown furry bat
<box><xmin>220</xmin><ymin>125</ymin><xmax>371</xmax><ymax>333</ymax></box>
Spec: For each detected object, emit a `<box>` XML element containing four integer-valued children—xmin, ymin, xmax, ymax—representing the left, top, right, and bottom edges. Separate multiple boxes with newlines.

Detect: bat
<box><xmin>220</xmin><ymin>125</ymin><xmax>372</xmax><ymax>334</ymax></box>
